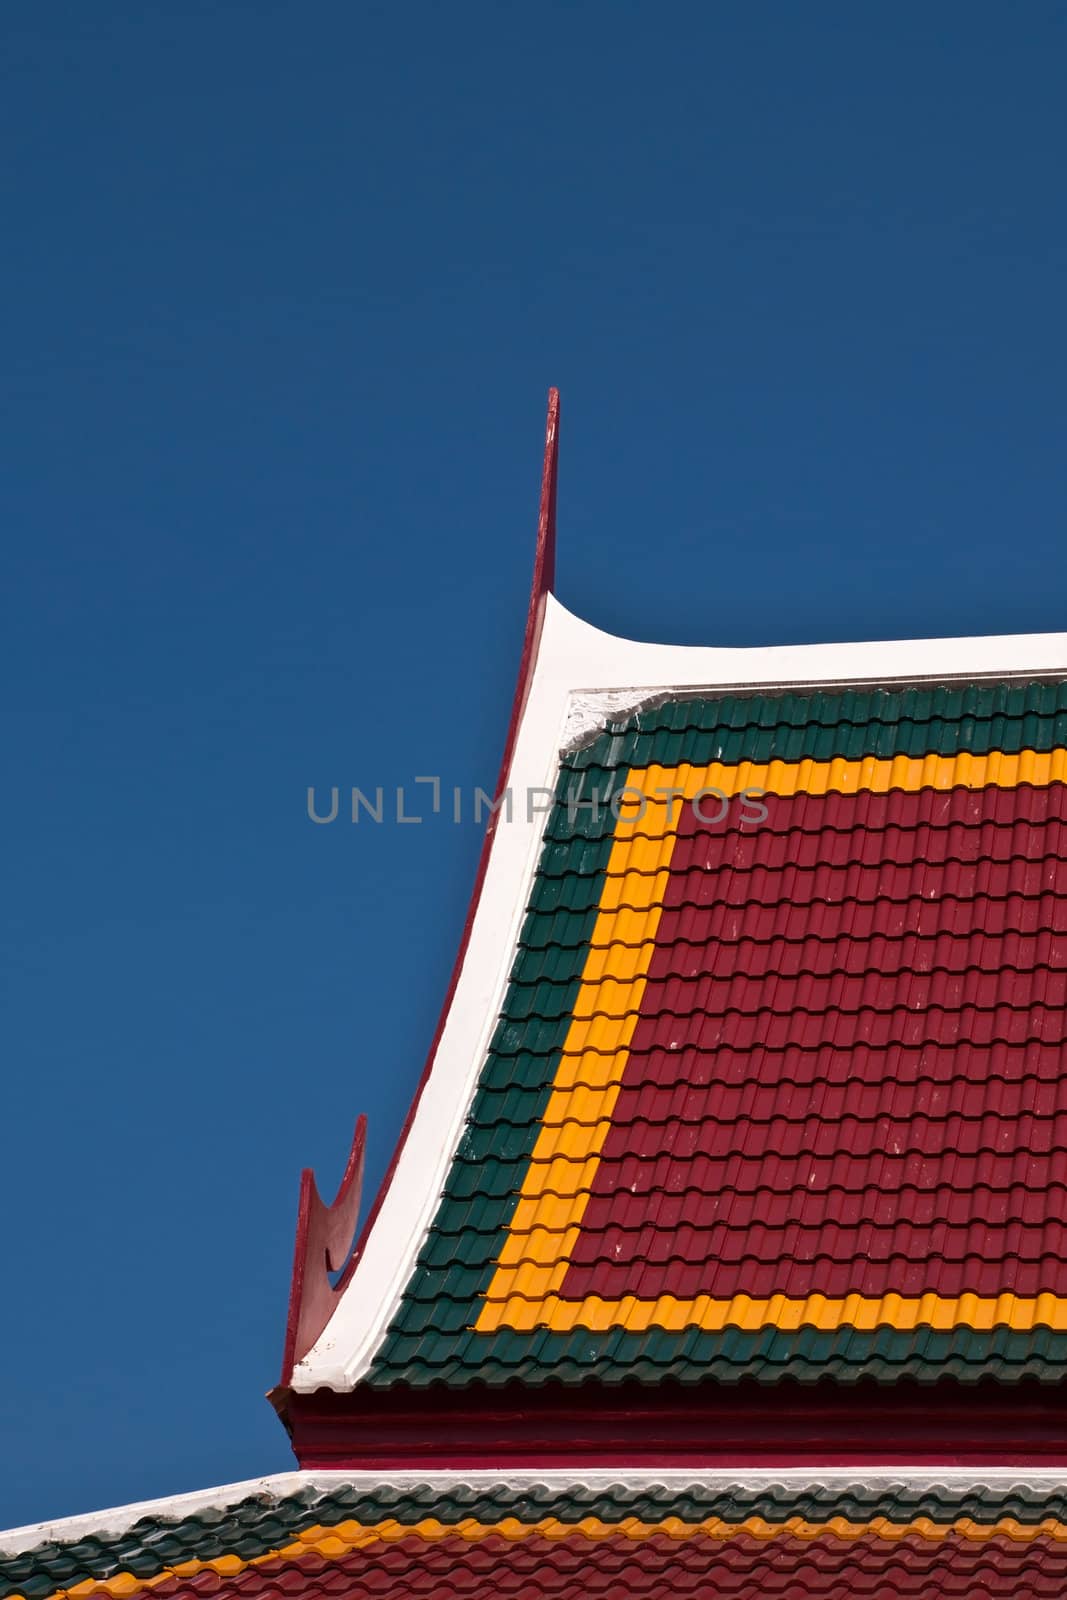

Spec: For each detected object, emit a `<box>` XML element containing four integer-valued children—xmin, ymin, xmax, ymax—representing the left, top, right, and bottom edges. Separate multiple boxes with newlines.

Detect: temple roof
<box><xmin>283</xmin><ymin>393</ymin><xmax>1067</xmax><ymax>1401</ymax></box>
<box><xmin>10</xmin><ymin>394</ymin><xmax>1067</xmax><ymax>1594</ymax></box>
<box><xmin>9</xmin><ymin>1472</ymin><xmax>1067</xmax><ymax>1600</ymax></box>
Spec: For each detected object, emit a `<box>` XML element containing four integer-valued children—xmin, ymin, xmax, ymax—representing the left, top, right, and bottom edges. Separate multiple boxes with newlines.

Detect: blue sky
<box><xmin>2</xmin><ymin>1</ymin><xmax>1066</xmax><ymax>1525</ymax></box>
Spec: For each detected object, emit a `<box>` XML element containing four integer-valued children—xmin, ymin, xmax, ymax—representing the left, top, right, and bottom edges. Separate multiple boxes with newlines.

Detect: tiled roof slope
<box><xmin>9</xmin><ymin>1478</ymin><xmax>1067</xmax><ymax>1600</ymax></box>
<box><xmin>373</xmin><ymin>679</ymin><xmax>1067</xmax><ymax>1387</ymax></box>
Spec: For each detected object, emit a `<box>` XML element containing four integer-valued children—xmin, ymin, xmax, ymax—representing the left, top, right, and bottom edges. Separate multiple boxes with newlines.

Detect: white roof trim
<box><xmin>291</xmin><ymin>596</ymin><xmax>1067</xmax><ymax>1391</ymax></box>
<box><xmin>7</xmin><ymin>1465</ymin><xmax>1067</xmax><ymax>1554</ymax></box>
<box><xmin>0</xmin><ymin>1476</ymin><xmax>311</xmax><ymax>1556</ymax></box>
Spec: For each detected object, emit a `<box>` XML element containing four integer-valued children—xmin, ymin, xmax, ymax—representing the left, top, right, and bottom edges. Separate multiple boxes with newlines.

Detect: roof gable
<box><xmin>284</xmin><ymin>394</ymin><xmax>1067</xmax><ymax>1407</ymax></box>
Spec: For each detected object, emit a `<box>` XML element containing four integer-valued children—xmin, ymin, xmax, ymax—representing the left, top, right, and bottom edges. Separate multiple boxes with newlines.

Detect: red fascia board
<box><xmin>284</xmin><ymin>1379</ymin><xmax>1067</xmax><ymax>1469</ymax></box>
<box><xmin>279</xmin><ymin>391</ymin><xmax>560</xmax><ymax>1382</ymax></box>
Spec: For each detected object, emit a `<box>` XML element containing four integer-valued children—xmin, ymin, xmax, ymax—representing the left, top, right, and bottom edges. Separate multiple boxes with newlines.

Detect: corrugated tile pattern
<box><xmin>562</xmin><ymin>782</ymin><xmax>1067</xmax><ymax>1306</ymax></box>
<box><xmin>9</xmin><ymin>1480</ymin><xmax>1067</xmax><ymax>1600</ymax></box>
<box><xmin>372</xmin><ymin>681</ymin><xmax>1067</xmax><ymax>1386</ymax></box>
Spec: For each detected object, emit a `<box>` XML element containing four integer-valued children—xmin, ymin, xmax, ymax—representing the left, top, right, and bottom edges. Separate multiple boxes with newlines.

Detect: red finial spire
<box><xmin>535</xmin><ymin>387</ymin><xmax>560</xmax><ymax>601</ymax></box>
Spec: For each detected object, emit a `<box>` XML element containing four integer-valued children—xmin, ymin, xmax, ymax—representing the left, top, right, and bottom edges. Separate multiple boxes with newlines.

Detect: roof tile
<box><xmin>366</xmin><ymin>680</ymin><xmax>1067</xmax><ymax>1386</ymax></box>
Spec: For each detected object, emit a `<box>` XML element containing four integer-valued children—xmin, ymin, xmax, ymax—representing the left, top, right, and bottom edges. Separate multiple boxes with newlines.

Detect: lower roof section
<box><xmin>8</xmin><ymin>1470</ymin><xmax>1067</xmax><ymax>1600</ymax></box>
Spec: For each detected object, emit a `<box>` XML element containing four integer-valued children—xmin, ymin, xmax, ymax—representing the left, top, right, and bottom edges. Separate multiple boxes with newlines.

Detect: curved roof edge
<box><xmin>287</xmin><ymin>394</ymin><xmax>1067</xmax><ymax>1394</ymax></box>
<box><xmin>280</xmin><ymin>391</ymin><xmax>560</xmax><ymax>1383</ymax></box>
